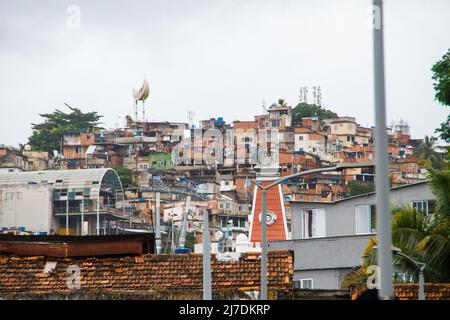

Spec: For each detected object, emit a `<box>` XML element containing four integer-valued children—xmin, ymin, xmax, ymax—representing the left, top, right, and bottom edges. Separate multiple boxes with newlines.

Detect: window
<box><xmin>298</xmin><ymin>136</ymin><xmax>304</xmax><ymax>141</ymax></box>
<box><xmin>355</xmin><ymin>205</ymin><xmax>376</xmax><ymax>234</ymax></box>
<box><xmin>75</xmin><ymin>147</ymin><xmax>82</xmax><ymax>154</ymax></box>
<box><xmin>270</xmin><ymin>120</ymin><xmax>280</xmax><ymax>128</ymax></box>
<box><xmin>412</xmin><ymin>200</ymin><xmax>436</xmax><ymax>216</ymax></box>
<box><xmin>300</xmin><ymin>278</ymin><xmax>313</xmax><ymax>289</ymax></box>
<box><xmin>302</xmin><ymin>209</ymin><xmax>326</xmax><ymax>238</ymax></box>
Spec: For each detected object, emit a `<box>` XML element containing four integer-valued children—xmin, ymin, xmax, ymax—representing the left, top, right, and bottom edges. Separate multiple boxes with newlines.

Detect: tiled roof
<box><xmin>352</xmin><ymin>283</ymin><xmax>450</xmax><ymax>300</ymax></box>
<box><xmin>0</xmin><ymin>251</ymin><xmax>293</xmax><ymax>294</ymax></box>
<box><xmin>395</xmin><ymin>283</ymin><xmax>450</xmax><ymax>300</ymax></box>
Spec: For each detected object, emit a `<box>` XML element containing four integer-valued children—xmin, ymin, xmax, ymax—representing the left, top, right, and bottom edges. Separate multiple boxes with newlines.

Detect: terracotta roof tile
<box><xmin>0</xmin><ymin>251</ymin><xmax>293</xmax><ymax>294</ymax></box>
<box><xmin>394</xmin><ymin>283</ymin><xmax>450</xmax><ymax>300</ymax></box>
<box><xmin>352</xmin><ymin>283</ymin><xmax>450</xmax><ymax>300</ymax></box>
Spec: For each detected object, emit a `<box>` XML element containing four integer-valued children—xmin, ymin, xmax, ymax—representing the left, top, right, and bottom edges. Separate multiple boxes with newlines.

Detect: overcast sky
<box><xmin>0</xmin><ymin>0</ymin><xmax>448</xmax><ymax>147</ymax></box>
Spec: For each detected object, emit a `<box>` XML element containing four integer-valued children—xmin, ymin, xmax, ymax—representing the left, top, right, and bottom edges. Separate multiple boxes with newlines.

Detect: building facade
<box><xmin>269</xmin><ymin>181</ymin><xmax>434</xmax><ymax>289</ymax></box>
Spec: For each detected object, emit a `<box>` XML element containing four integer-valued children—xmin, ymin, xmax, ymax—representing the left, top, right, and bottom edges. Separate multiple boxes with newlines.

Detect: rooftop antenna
<box><xmin>188</xmin><ymin>110</ymin><xmax>195</xmax><ymax>128</ymax></box>
<box><xmin>317</xmin><ymin>86</ymin><xmax>322</xmax><ymax>107</ymax></box>
<box><xmin>304</xmin><ymin>87</ymin><xmax>309</xmax><ymax>104</ymax></box>
<box><xmin>299</xmin><ymin>87</ymin><xmax>307</xmax><ymax>103</ymax></box>
<box><xmin>313</xmin><ymin>86</ymin><xmax>317</xmax><ymax>105</ymax></box>
<box><xmin>261</xmin><ymin>98</ymin><xmax>266</xmax><ymax>113</ymax></box>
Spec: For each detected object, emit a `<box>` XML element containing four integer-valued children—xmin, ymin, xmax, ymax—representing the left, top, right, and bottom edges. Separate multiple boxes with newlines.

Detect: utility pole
<box><xmin>372</xmin><ymin>0</ymin><xmax>394</xmax><ymax>300</ymax></box>
<box><xmin>260</xmin><ymin>189</ymin><xmax>268</xmax><ymax>300</ymax></box>
<box><xmin>81</xmin><ymin>198</ymin><xmax>84</xmax><ymax>236</ymax></box>
<box><xmin>155</xmin><ymin>192</ymin><xmax>161</xmax><ymax>254</ymax></box>
<box><xmin>178</xmin><ymin>196</ymin><xmax>191</xmax><ymax>249</ymax></box>
<box><xmin>203</xmin><ymin>209</ymin><xmax>212</xmax><ymax>300</ymax></box>
<box><xmin>66</xmin><ymin>198</ymin><xmax>69</xmax><ymax>235</ymax></box>
<box><xmin>96</xmin><ymin>198</ymin><xmax>100</xmax><ymax>235</ymax></box>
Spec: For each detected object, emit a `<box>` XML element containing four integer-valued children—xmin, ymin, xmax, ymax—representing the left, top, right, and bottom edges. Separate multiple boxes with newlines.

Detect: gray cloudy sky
<box><xmin>0</xmin><ymin>0</ymin><xmax>449</xmax><ymax>147</ymax></box>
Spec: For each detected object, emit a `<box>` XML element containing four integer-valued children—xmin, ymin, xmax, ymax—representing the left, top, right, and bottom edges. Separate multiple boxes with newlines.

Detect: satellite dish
<box><xmin>132</xmin><ymin>79</ymin><xmax>150</xmax><ymax>101</ymax></box>
<box><xmin>214</xmin><ymin>230</ymin><xmax>224</xmax><ymax>241</ymax></box>
<box><xmin>236</xmin><ymin>234</ymin><xmax>248</xmax><ymax>245</ymax></box>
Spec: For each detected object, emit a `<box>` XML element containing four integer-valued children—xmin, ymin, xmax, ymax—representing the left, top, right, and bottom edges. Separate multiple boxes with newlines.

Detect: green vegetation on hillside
<box><xmin>292</xmin><ymin>102</ymin><xmax>338</xmax><ymax>124</ymax></box>
<box><xmin>28</xmin><ymin>105</ymin><xmax>103</xmax><ymax>155</ymax></box>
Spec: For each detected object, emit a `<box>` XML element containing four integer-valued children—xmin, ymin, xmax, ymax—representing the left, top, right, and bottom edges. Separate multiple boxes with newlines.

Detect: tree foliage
<box><xmin>431</xmin><ymin>49</ymin><xmax>450</xmax><ymax>142</ymax></box>
<box><xmin>27</xmin><ymin>105</ymin><xmax>103</xmax><ymax>155</ymax></box>
<box><xmin>435</xmin><ymin>114</ymin><xmax>450</xmax><ymax>143</ymax></box>
<box><xmin>432</xmin><ymin>49</ymin><xmax>450</xmax><ymax>106</ymax></box>
<box><xmin>347</xmin><ymin>181</ymin><xmax>375</xmax><ymax>197</ymax></box>
<box><xmin>413</xmin><ymin>135</ymin><xmax>445</xmax><ymax>169</ymax></box>
<box><xmin>292</xmin><ymin>102</ymin><xmax>337</xmax><ymax>125</ymax></box>
<box><xmin>112</xmin><ymin>166</ymin><xmax>134</xmax><ymax>188</ymax></box>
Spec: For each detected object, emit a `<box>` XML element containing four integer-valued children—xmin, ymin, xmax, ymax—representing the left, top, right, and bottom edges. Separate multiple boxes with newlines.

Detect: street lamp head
<box><xmin>373</xmin><ymin>245</ymin><xmax>402</xmax><ymax>254</ymax></box>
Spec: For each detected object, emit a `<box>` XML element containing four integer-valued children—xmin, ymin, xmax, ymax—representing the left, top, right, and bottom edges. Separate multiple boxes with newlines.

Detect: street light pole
<box><xmin>418</xmin><ymin>265</ymin><xmax>425</xmax><ymax>301</ymax></box>
<box><xmin>374</xmin><ymin>246</ymin><xmax>425</xmax><ymax>300</ymax></box>
<box><xmin>372</xmin><ymin>0</ymin><xmax>394</xmax><ymax>300</ymax></box>
<box><xmin>203</xmin><ymin>209</ymin><xmax>212</xmax><ymax>300</ymax></box>
<box><xmin>395</xmin><ymin>250</ymin><xmax>426</xmax><ymax>301</ymax></box>
<box><xmin>260</xmin><ymin>189</ymin><xmax>268</xmax><ymax>300</ymax></box>
<box><xmin>252</xmin><ymin>162</ymin><xmax>374</xmax><ymax>300</ymax></box>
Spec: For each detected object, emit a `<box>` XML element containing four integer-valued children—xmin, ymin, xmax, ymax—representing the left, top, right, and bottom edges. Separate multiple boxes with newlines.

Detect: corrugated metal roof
<box><xmin>0</xmin><ymin>169</ymin><xmax>123</xmax><ymax>200</ymax></box>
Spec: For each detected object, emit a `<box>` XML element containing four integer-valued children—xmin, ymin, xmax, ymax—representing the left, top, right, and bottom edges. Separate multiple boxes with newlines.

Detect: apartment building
<box><xmin>269</xmin><ymin>181</ymin><xmax>434</xmax><ymax>289</ymax></box>
<box><xmin>0</xmin><ymin>145</ymin><xmax>29</xmax><ymax>172</ymax></box>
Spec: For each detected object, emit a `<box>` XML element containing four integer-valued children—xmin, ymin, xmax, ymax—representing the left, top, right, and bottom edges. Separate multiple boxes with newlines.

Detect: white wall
<box><xmin>294</xmin><ymin>134</ymin><xmax>327</xmax><ymax>159</ymax></box>
<box><xmin>0</xmin><ymin>184</ymin><xmax>54</xmax><ymax>233</ymax></box>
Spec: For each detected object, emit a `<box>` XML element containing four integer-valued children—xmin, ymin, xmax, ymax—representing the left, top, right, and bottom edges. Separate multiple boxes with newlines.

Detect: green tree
<box><xmin>27</xmin><ymin>104</ymin><xmax>103</xmax><ymax>155</ymax></box>
<box><xmin>342</xmin><ymin>167</ymin><xmax>450</xmax><ymax>288</ymax></box>
<box><xmin>292</xmin><ymin>102</ymin><xmax>337</xmax><ymax>125</ymax></box>
<box><xmin>435</xmin><ymin>115</ymin><xmax>450</xmax><ymax>143</ymax></box>
<box><xmin>414</xmin><ymin>135</ymin><xmax>444</xmax><ymax>169</ymax></box>
<box><xmin>431</xmin><ymin>49</ymin><xmax>450</xmax><ymax>142</ymax></box>
<box><xmin>347</xmin><ymin>181</ymin><xmax>375</xmax><ymax>197</ymax></box>
<box><xmin>112</xmin><ymin>166</ymin><xmax>135</xmax><ymax>188</ymax></box>
<box><xmin>432</xmin><ymin>49</ymin><xmax>450</xmax><ymax>106</ymax></box>
<box><xmin>277</xmin><ymin>98</ymin><xmax>287</xmax><ymax>106</ymax></box>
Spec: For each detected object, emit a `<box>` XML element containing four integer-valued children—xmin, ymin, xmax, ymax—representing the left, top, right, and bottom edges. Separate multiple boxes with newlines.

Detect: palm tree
<box><xmin>342</xmin><ymin>166</ymin><xmax>450</xmax><ymax>288</ymax></box>
<box><xmin>277</xmin><ymin>99</ymin><xmax>287</xmax><ymax>107</ymax></box>
<box><xmin>414</xmin><ymin>135</ymin><xmax>444</xmax><ymax>169</ymax></box>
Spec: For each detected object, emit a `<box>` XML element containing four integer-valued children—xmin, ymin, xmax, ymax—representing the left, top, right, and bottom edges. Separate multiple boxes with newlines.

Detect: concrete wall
<box><xmin>270</xmin><ymin>235</ymin><xmax>371</xmax><ymax>289</ymax></box>
<box><xmin>0</xmin><ymin>184</ymin><xmax>54</xmax><ymax>233</ymax></box>
<box><xmin>292</xmin><ymin>269</ymin><xmax>352</xmax><ymax>290</ymax></box>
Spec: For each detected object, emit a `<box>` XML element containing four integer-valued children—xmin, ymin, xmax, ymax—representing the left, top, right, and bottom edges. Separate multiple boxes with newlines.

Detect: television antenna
<box><xmin>261</xmin><ymin>98</ymin><xmax>267</xmax><ymax>113</ymax></box>
<box><xmin>316</xmin><ymin>86</ymin><xmax>322</xmax><ymax>106</ymax></box>
<box><xmin>188</xmin><ymin>110</ymin><xmax>195</xmax><ymax>128</ymax></box>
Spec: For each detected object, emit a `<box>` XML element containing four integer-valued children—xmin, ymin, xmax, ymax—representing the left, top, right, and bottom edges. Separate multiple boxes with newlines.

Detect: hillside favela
<box><xmin>0</xmin><ymin>1</ymin><xmax>449</xmax><ymax>306</ymax></box>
